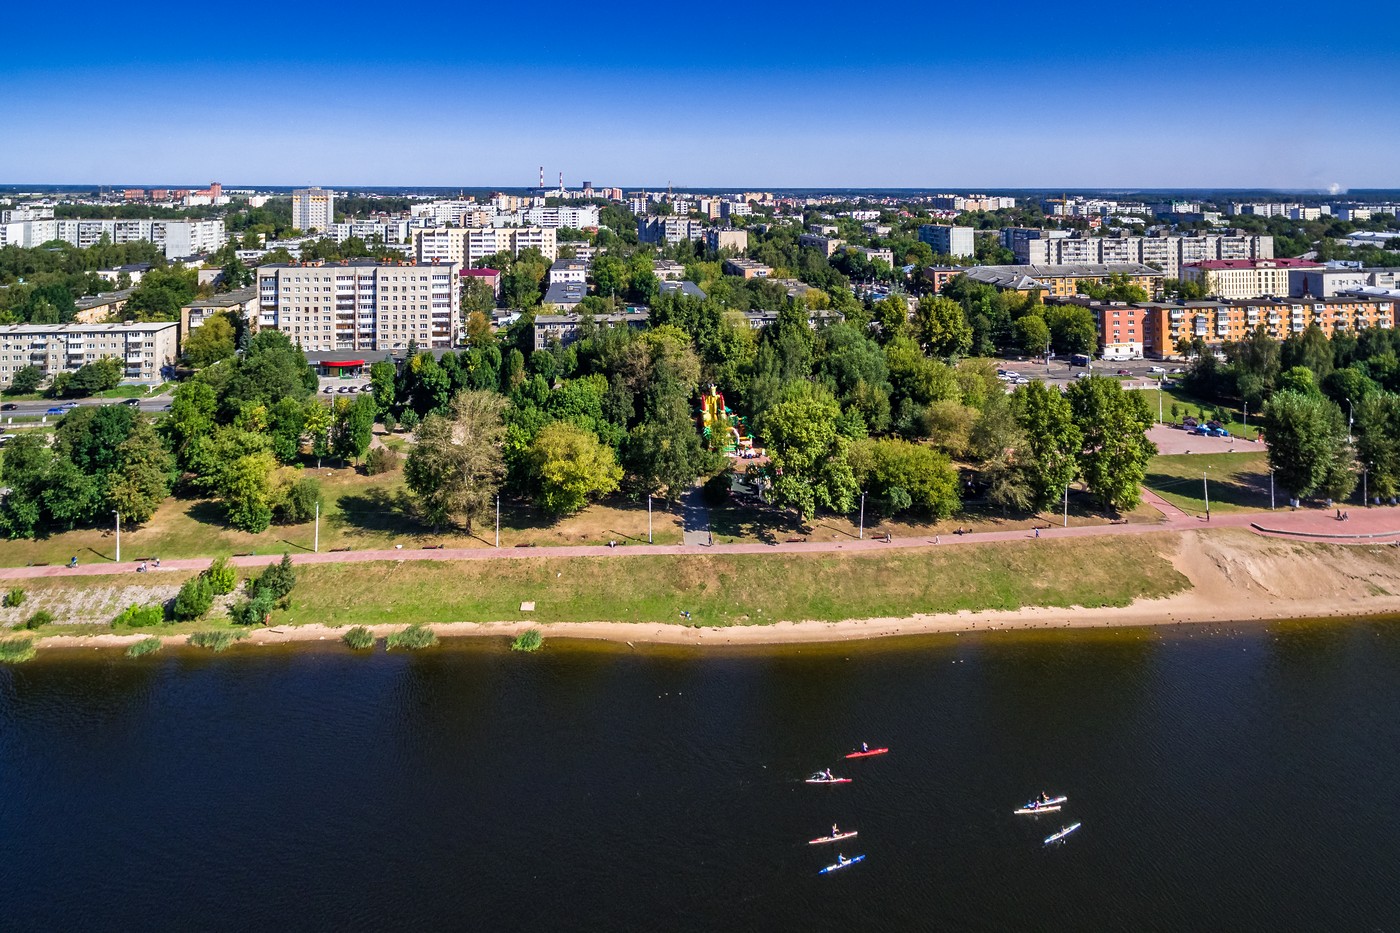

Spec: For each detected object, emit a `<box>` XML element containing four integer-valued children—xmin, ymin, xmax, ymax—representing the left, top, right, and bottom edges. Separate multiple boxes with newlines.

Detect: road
<box><xmin>1</xmin><ymin>396</ymin><xmax>173</xmax><ymax>419</ymax></box>
<box><xmin>4</xmin><ymin>493</ymin><xmax>1397</xmax><ymax>581</ymax></box>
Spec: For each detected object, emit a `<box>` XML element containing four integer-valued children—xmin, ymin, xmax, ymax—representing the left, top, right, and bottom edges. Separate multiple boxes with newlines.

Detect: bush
<box><xmin>229</xmin><ymin>590</ymin><xmax>276</xmax><ymax>626</ymax></box>
<box><xmin>272</xmin><ymin>476</ymin><xmax>321</xmax><ymax>525</ymax></box>
<box><xmin>125</xmin><ymin>636</ymin><xmax>164</xmax><ymax>658</ymax></box>
<box><xmin>187</xmin><ymin>630</ymin><xmax>246</xmax><ymax>652</ymax></box>
<box><xmin>25</xmin><ymin>609</ymin><xmax>54</xmax><ymax>630</ymax></box>
<box><xmin>3</xmin><ymin>587</ymin><xmax>25</xmax><ymax>608</ymax></box>
<box><xmin>381</xmin><ymin>412</ymin><xmax>398</xmax><ymax>434</ymax></box>
<box><xmin>366</xmin><ymin>446</ymin><xmax>400</xmax><ymax>475</ymax></box>
<box><xmin>205</xmin><ymin>556</ymin><xmax>237</xmax><ymax>595</ymax></box>
<box><xmin>341</xmin><ymin>625</ymin><xmax>375</xmax><ymax>650</ymax></box>
<box><xmin>0</xmin><ymin>637</ymin><xmax>37</xmax><ymax>664</ymax></box>
<box><xmin>510</xmin><ymin>628</ymin><xmax>543</xmax><ymax>652</ymax></box>
<box><xmin>400</xmin><ymin>409</ymin><xmax>420</xmax><ymax>432</ymax></box>
<box><xmin>112</xmin><ymin>603</ymin><xmax>166</xmax><ymax>627</ymax></box>
<box><xmin>702</xmin><ymin>470</ymin><xmax>733</xmax><ymax>507</ymax></box>
<box><xmin>172</xmin><ymin>575</ymin><xmax>214</xmax><ymax>621</ymax></box>
<box><xmin>253</xmin><ymin>553</ymin><xmax>297</xmax><ymax>601</ymax></box>
<box><xmin>386</xmin><ymin>623</ymin><xmax>437</xmax><ymax>650</ymax></box>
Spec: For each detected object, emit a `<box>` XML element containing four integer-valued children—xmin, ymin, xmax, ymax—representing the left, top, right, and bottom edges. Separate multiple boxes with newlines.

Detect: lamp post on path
<box><xmin>1203</xmin><ymin>469</ymin><xmax>1211</xmax><ymax>521</ymax></box>
<box><xmin>858</xmin><ymin>491</ymin><xmax>866</xmax><ymax>540</ymax></box>
<box><xmin>114</xmin><ymin>510</ymin><xmax>121</xmax><ymax>563</ymax></box>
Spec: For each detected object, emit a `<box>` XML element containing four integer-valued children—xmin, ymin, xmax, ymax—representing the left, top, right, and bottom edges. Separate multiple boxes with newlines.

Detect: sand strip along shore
<box><xmin>24</xmin><ymin>529</ymin><xmax>1400</xmax><ymax>651</ymax></box>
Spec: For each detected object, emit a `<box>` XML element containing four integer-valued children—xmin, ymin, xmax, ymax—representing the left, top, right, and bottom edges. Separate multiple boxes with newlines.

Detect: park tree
<box><xmin>5</xmin><ymin>365</ymin><xmax>43</xmax><ymax>395</ymax></box>
<box><xmin>1262</xmin><ymin>389</ymin><xmax>1355</xmax><ymax>501</ymax></box>
<box><xmin>369</xmin><ymin>360</ymin><xmax>397</xmax><ymax>415</ymax></box>
<box><xmin>1356</xmin><ymin>392</ymin><xmax>1400</xmax><ymax>499</ymax></box>
<box><xmin>220</xmin><ymin>450</ymin><xmax>277</xmax><ymax>533</ymax></box>
<box><xmin>404</xmin><ymin>390</ymin><xmax>509</xmax><ymax>532</ymax></box>
<box><xmin>104</xmin><ymin>420</ymin><xmax>174</xmax><ymax>524</ymax></box>
<box><xmin>1011</xmin><ymin>313</ymin><xmax>1051</xmax><ymax>357</ymax></box>
<box><xmin>125</xmin><ymin>266</ymin><xmax>198</xmax><ymax>321</ymax></box>
<box><xmin>52</xmin><ymin>358</ymin><xmax>123</xmax><ymax>398</ymax></box>
<box><xmin>0</xmin><ymin>433</ymin><xmax>51</xmax><ymax>538</ymax></box>
<box><xmin>464</xmin><ymin>310</ymin><xmax>494</xmax><ymax>347</ymax></box>
<box><xmin>161</xmin><ymin>380</ymin><xmax>219</xmax><ymax>470</ymax></box>
<box><xmin>848</xmin><ymin>436</ymin><xmax>960</xmax><ymax>518</ymax></box>
<box><xmin>461</xmin><ymin>277</ymin><xmax>497</xmax><ymax>316</ymax></box>
<box><xmin>1043</xmin><ymin>304</ymin><xmax>1097</xmax><ymax>356</ymax></box>
<box><xmin>524</xmin><ymin>421</ymin><xmax>623</xmax><ymax>516</ymax></box>
<box><xmin>266</xmin><ymin>397</ymin><xmax>308</xmax><ymax>463</ymax></box>
<box><xmin>1065</xmin><ymin>376</ymin><xmax>1157</xmax><ymax>511</ymax></box>
<box><xmin>1012</xmin><ymin>380</ymin><xmax>1083</xmax><ymax>509</ymax></box>
<box><xmin>912</xmin><ymin>295</ymin><xmax>973</xmax><ymax>359</ymax></box>
<box><xmin>183</xmin><ymin>313</ymin><xmax>237</xmax><ymax>367</ymax></box>
<box><xmin>220</xmin><ymin>330</ymin><xmax>316</xmax><ymax>413</ymax></box>
<box><xmin>331</xmin><ymin>394</ymin><xmax>376</xmax><ymax>463</ymax></box>
<box><xmin>756</xmin><ymin>382</ymin><xmax>858</xmax><ymax>521</ymax></box>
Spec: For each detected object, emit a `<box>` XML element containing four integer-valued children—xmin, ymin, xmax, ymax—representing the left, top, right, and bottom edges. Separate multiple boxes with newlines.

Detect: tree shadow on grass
<box><xmin>708</xmin><ymin>497</ymin><xmax>805</xmax><ymax>545</ymax></box>
<box><xmin>1145</xmin><ymin>469</ymin><xmax>1271</xmax><ymax>513</ymax></box>
<box><xmin>334</xmin><ymin>487</ymin><xmax>422</xmax><ymax>539</ymax></box>
<box><xmin>185</xmin><ymin>499</ymin><xmax>228</xmax><ymax>528</ymax></box>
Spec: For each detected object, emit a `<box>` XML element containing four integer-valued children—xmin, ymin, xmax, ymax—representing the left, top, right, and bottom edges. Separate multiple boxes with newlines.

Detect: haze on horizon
<box><xmin>4</xmin><ymin>0</ymin><xmax>1397</xmax><ymax>190</ymax></box>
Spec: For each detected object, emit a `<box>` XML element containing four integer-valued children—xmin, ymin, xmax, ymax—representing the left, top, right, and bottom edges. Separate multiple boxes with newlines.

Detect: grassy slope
<box><xmin>1146</xmin><ymin>451</ymin><xmax>1272</xmax><ymax>516</ymax></box>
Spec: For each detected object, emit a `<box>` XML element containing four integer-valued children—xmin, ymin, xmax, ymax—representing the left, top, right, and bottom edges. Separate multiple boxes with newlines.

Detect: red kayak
<box><xmin>844</xmin><ymin>747</ymin><xmax>889</xmax><ymax>759</ymax></box>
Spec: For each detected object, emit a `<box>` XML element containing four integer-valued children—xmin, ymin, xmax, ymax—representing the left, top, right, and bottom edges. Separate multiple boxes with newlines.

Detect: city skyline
<box><xmin>4</xmin><ymin>0</ymin><xmax>1398</xmax><ymax>188</ymax></box>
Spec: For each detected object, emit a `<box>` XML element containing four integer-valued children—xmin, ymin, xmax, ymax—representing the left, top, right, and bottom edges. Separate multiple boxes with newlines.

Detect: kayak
<box><xmin>844</xmin><ymin>747</ymin><xmax>889</xmax><ymax>759</ymax></box>
<box><xmin>1044</xmin><ymin>823</ymin><xmax>1082</xmax><ymax>844</ymax></box>
<box><xmin>1015</xmin><ymin>796</ymin><xmax>1067</xmax><ymax>814</ymax></box>
<box><xmin>805</xmin><ymin>774</ymin><xmax>852</xmax><ymax>784</ymax></box>
<box><xmin>808</xmin><ymin>831</ymin><xmax>858</xmax><ymax>845</ymax></box>
<box><xmin>818</xmin><ymin>854</ymin><xmax>866</xmax><ymax>874</ymax></box>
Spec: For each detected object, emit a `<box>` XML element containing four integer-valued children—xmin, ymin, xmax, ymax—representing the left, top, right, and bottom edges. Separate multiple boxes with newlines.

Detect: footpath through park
<box><xmin>4</xmin><ymin>495</ymin><xmax>1399</xmax><ymax>582</ymax></box>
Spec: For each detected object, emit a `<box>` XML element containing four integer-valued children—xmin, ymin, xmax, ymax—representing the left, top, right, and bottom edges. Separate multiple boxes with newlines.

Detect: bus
<box><xmin>1070</xmin><ymin>353</ymin><xmax>1091</xmax><ymax>367</ymax></box>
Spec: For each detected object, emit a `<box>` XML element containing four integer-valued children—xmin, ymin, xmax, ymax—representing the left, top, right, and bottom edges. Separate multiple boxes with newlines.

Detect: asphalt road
<box><xmin>1</xmin><ymin>396</ymin><xmax>173</xmax><ymax>419</ymax></box>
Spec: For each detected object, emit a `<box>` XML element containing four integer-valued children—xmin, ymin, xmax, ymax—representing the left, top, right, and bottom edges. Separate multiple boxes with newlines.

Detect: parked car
<box><xmin>1210</xmin><ymin>426</ymin><xmax>1231</xmax><ymax>437</ymax></box>
<box><xmin>1076</xmin><ymin>372</ymin><xmax>1091</xmax><ymax>379</ymax></box>
<box><xmin>60</xmin><ymin>401</ymin><xmax>79</xmax><ymax>409</ymax></box>
<box><xmin>1148</xmin><ymin>365</ymin><xmax>1167</xmax><ymax>374</ymax></box>
<box><xmin>1116</xmin><ymin>368</ymin><xmax>1132</xmax><ymax>376</ymax></box>
<box><xmin>322</xmin><ymin>386</ymin><xmax>336</xmax><ymax>394</ymax></box>
<box><xmin>161</xmin><ymin>404</ymin><xmax>173</xmax><ymax>411</ymax></box>
<box><xmin>1170</xmin><ymin>367</ymin><xmax>1187</xmax><ymax>374</ymax></box>
<box><xmin>359</xmin><ymin>385</ymin><xmax>374</xmax><ymax>393</ymax></box>
<box><xmin>1192</xmin><ymin>425</ymin><xmax>1212</xmax><ymax>436</ymax></box>
<box><xmin>0</xmin><ymin>433</ymin><xmax>16</xmax><ymax>446</ymax></box>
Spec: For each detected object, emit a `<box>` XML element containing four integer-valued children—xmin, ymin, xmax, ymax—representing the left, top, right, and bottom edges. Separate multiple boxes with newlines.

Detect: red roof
<box><xmin>321</xmin><ymin>360</ymin><xmax>365</xmax><ymax>367</ymax></box>
<box><xmin>461</xmin><ymin>268</ymin><xmax>501</xmax><ymax>277</ymax></box>
<box><xmin>1186</xmin><ymin>259</ymin><xmax>1323</xmax><ymax>270</ymax></box>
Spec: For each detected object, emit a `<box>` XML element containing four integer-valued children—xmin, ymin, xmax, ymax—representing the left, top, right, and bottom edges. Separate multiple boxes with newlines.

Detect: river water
<box><xmin>3</xmin><ymin>621</ymin><xmax>1398</xmax><ymax>932</ymax></box>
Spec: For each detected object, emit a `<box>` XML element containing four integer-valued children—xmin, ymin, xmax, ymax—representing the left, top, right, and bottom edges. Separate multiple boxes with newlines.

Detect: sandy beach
<box><xmin>26</xmin><ymin>529</ymin><xmax>1400</xmax><ymax>652</ymax></box>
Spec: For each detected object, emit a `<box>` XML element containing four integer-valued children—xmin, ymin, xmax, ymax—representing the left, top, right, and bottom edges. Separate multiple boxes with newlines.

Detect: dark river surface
<box><xmin>3</xmin><ymin>619</ymin><xmax>1399</xmax><ymax>932</ymax></box>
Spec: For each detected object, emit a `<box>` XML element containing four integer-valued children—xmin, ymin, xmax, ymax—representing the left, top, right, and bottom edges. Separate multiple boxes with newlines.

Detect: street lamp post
<box><xmin>1364</xmin><ymin>465</ymin><xmax>1369</xmax><ymax>507</ymax></box>
<box><xmin>1063</xmin><ymin>484</ymin><xmax>1069</xmax><ymax>528</ymax></box>
<box><xmin>313</xmin><ymin>501</ymin><xmax>319</xmax><ymax>553</ymax></box>
<box><xmin>114</xmin><ymin>510</ymin><xmax>121</xmax><ymax>563</ymax></box>
<box><xmin>495</xmin><ymin>495</ymin><xmax>500</xmax><ymax>548</ymax></box>
<box><xmin>1347</xmin><ymin>398</ymin><xmax>1354</xmax><ymax>444</ymax></box>
<box><xmin>1242</xmin><ymin>401</ymin><xmax>1247</xmax><ymax>430</ymax></box>
<box><xmin>1158</xmin><ymin>374</ymin><xmax>1164</xmax><ymax>424</ymax></box>
<box><xmin>1203</xmin><ymin>469</ymin><xmax>1211</xmax><ymax>521</ymax></box>
<box><xmin>1270</xmin><ymin>468</ymin><xmax>1275</xmax><ymax>511</ymax></box>
<box><xmin>858</xmin><ymin>491</ymin><xmax>865</xmax><ymax>540</ymax></box>
<box><xmin>647</xmin><ymin>494</ymin><xmax>653</xmax><ymax>544</ymax></box>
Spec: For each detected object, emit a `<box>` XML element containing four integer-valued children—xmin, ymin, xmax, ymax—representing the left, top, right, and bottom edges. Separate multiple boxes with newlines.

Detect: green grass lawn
<box><xmin>1148</xmin><ymin>384</ymin><xmax>1261</xmax><ymax>439</ymax></box>
<box><xmin>1145</xmin><ymin>451</ymin><xmax>1274</xmax><ymax>516</ymax></box>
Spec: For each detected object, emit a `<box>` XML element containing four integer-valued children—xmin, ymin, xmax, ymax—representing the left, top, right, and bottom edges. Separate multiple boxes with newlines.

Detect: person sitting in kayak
<box><xmin>861</xmin><ymin>742</ymin><xmax>869</xmax><ymax>752</ymax></box>
<box><xmin>1041</xmin><ymin>792</ymin><xmax>1050</xmax><ymax>803</ymax></box>
<box><xmin>823</xmin><ymin>769</ymin><xmax>834</xmax><ymax>781</ymax></box>
<box><xmin>831</xmin><ymin>823</ymin><xmax>840</xmax><ymax>836</ymax></box>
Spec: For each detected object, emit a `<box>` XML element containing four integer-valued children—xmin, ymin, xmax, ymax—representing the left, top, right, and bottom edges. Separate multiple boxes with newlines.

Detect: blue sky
<box><xmin>3</xmin><ymin>0</ymin><xmax>1397</xmax><ymax>188</ymax></box>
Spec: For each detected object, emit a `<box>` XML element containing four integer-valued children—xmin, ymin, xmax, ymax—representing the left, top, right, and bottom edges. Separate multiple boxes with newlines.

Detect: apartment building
<box><xmin>0</xmin><ymin>218</ymin><xmax>226</xmax><ymax>258</ymax></box>
<box><xmin>460</xmin><ymin>268</ymin><xmax>502</xmax><ymax>299</ymax></box>
<box><xmin>799</xmin><ymin>234</ymin><xmax>844</xmax><ymax>257</ymax></box>
<box><xmin>963</xmin><ymin>263</ymin><xmax>1164</xmax><ymax>298</ymax></box>
<box><xmin>416</xmin><ymin>227</ymin><xmax>558</xmax><ymax>265</ymax></box>
<box><xmin>705</xmin><ymin>228</ymin><xmax>748</xmax><ymax>254</ymax></box>
<box><xmin>845</xmin><ymin>245</ymin><xmax>895</xmax><ymax>266</ymax></box>
<box><xmin>180</xmin><ymin>287</ymin><xmax>258</xmax><ymax>341</ymax></box>
<box><xmin>0</xmin><ymin>321</ymin><xmax>178</xmax><ymax>389</ymax></box>
<box><xmin>548</xmin><ymin>258</ymin><xmax>588</xmax><ymax>285</ymax></box>
<box><xmin>638</xmin><ymin>217</ymin><xmax>703</xmax><ymax>245</ymax></box>
<box><xmin>1013</xmin><ymin>233</ymin><xmax>1274</xmax><ymax>277</ymax></box>
<box><xmin>1180</xmin><ymin>258</ymin><xmax>1323</xmax><ymax>299</ymax></box>
<box><xmin>918</xmin><ymin>224</ymin><xmax>976</xmax><ymax>258</ymax></box>
<box><xmin>723</xmin><ymin>258</ymin><xmax>773</xmax><ymax>279</ymax></box>
<box><xmin>542</xmin><ymin>281</ymin><xmax>587</xmax><ymax>310</ymax></box>
<box><xmin>522</xmin><ymin>205</ymin><xmax>601</xmax><ymax>229</ymax></box>
<box><xmin>534</xmin><ymin>311</ymin><xmax>649</xmax><ymax>350</ymax></box>
<box><xmin>329</xmin><ymin>220</ymin><xmax>411</xmax><ymax>245</ymax></box>
<box><xmin>256</xmin><ymin>260</ymin><xmax>460</xmax><ymax>353</ymax></box>
<box><xmin>652</xmin><ymin>259</ymin><xmax>686</xmax><ymax>281</ymax></box>
<box><xmin>292</xmin><ymin>187</ymin><xmax>335</xmax><ymax>232</ymax></box>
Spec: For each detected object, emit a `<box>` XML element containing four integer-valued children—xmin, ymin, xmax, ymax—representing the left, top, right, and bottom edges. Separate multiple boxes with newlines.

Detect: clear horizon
<box><xmin>4</xmin><ymin>0</ymin><xmax>1398</xmax><ymax>189</ymax></box>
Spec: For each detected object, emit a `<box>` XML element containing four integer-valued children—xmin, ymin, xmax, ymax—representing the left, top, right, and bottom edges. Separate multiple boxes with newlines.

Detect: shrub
<box><xmin>112</xmin><ymin>603</ymin><xmax>166</xmax><ymax>627</ymax></box>
<box><xmin>400</xmin><ymin>409</ymin><xmax>420</xmax><ymax>432</ymax></box>
<box><xmin>386</xmin><ymin>623</ymin><xmax>437</xmax><ymax>650</ymax></box>
<box><xmin>253</xmin><ymin>553</ymin><xmax>297</xmax><ymax>601</ymax></box>
<box><xmin>510</xmin><ymin>628</ymin><xmax>543</xmax><ymax>653</ymax></box>
<box><xmin>381</xmin><ymin>412</ymin><xmax>398</xmax><ymax>434</ymax></box>
<box><xmin>366</xmin><ymin>446</ymin><xmax>400</xmax><ymax>475</ymax></box>
<box><xmin>125</xmin><ymin>636</ymin><xmax>164</xmax><ymax>658</ymax></box>
<box><xmin>187</xmin><ymin>630</ymin><xmax>245</xmax><ymax>652</ymax></box>
<box><xmin>341</xmin><ymin>625</ymin><xmax>375</xmax><ymax>650</ymax></box>
<box><xmin>3</xmin><ymin>587</ymin><xmax>25</xmax><ymax>608</ymax></box>
<box><xmin>229</xmin><ymin>590</ymin><xmax>277</xmax><ymax>626</ymax></box>
<box><xmin>272</xmin><ymin>476</ymin><xmax>321</xmax><ymax>525</ymax></box>
<box><xmin>205</xmin><ymin>556</ymin><xmax>237</xmax><ymax>595</ymax></box>
<box><xmin>172</xmin><ymin>575</ymin><xmax>214</xmax><ymax>621</ymax></box>
<box><xmin>0</xmin><ymin>637</ymin><xmax>37</xmax><ymax>664</ymax></box>
<box><xmin>25</xmin><ymin>609</ymin><xmax>55</xmax><ymax>630</ymax></box>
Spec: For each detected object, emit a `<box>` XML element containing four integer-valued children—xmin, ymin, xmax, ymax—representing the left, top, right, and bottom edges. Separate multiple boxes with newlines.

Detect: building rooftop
<box><xmin>1186</xmin><ymin>258</ymin><xmax>1323</xmax><ymax>270</ymax></box>
<box><xmin>659</xmin><ymin>281</ymin><xmax>707</xmax><ymax>300</ymax></box>
<box><xmin>0</xmin><ymin>321</ymin><xmax>177</xmax><ymax>334</ymax></box>
<box><xmin>543</xmin><ymin>281</ymin><xmax>588</xmax><ymax>305</ymax></box>
<box><xmin>965</xmin><ymin>263</ymin><xmax>1165</xmax><ymax>289</ymax></box>
<box><xmin>184</xmin><ymin>286</ymin><xmax>258</xmax><ymax>309</ymax></box>
<box><xmin>73</xmin><ymin>288</ymin><xmax>135</xmax><ymax>311</ymax></box>
<box><xmin>461</xmin><ymin>268</ymin><xmax>500</xmax><ymax>277</ymax></box>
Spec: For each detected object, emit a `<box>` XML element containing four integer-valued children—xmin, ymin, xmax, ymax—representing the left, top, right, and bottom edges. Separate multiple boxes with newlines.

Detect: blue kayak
<box><xmin>819</xmin><ymin>854</ymin><xmax>866</xmax><ymax>874</ymax></box>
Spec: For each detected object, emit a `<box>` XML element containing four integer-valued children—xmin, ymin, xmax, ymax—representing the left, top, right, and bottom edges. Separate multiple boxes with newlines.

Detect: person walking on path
<box><xmin>1034</xmin><ymin>527</ymin><xmax>1040</xmax><ymax>538</ymax></box>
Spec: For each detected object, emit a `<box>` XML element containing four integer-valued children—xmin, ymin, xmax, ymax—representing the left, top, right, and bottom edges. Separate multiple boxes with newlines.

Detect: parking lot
<box><xmin>318</xmin><ymin>377</ymin><xmax>373</xmax><ymax>398</ymax></box>
<box><xmin>996</xmin><ymin>356</ymin><xmax>1188</xmax><ymax>389</ymax></box>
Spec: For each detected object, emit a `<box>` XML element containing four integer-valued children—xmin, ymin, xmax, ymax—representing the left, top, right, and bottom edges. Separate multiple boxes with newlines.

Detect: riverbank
<box><xmin>11</xmin><ymin>528</ymin><xmax>1400</xmax><ymax>653</ymax></box>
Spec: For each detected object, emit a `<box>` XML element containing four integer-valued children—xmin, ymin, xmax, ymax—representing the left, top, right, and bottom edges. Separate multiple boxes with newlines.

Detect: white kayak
<box><xmin>808</xmin><ymin>831</ymin><xmax>858</xmax><ymax>845</ymax></box>
<box><xmin>1015</xmin><ymin>795</ymin><xmax>1067</xmax><ymax>815</ymax></box>
<box><xmin>1044</xmin><ymin>823</ymin><xmax>1082</xmax><ymax>844</ymax></box>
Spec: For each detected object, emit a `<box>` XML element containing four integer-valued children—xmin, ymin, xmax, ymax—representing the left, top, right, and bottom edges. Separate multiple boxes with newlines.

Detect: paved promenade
<box><xmin>3</xmin><ymin>495</ymin><xmax>1396</xmax><ymax>582</ymax></box>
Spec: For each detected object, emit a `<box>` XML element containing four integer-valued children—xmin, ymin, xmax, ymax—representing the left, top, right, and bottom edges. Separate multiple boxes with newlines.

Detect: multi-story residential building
<box><xmin>419</xmin><ymin>227</ymin><xmax>558</xmax><ymax>265</ymax></box>
<box><xmin>1053</xmin><ymin>294</ymin><xmax>1396</xmax><ymax>360</ymax></box>
<box><xmin>534</xmin><ymin>311</ymin><xmax>649</xmax><ymax>350</ymax></box>
<box><xmin>721</xmin><ymin>200</ymin><xmax>752</xmax><ymax>218</ymax></box>
<box><xmin>0</xmin><ymin>321</ymin><xmax>178</xmax><ymax>389</ymax></box>
<box><xmin>1013</xmin><ymin>233</ymin><xmax>1274</xmax><ymax>277</ymax></box>
<box><xmin>863</xmin><ymin>223</ymin><xmax>893</xmax><ymax>237</ymax></box>
<box><xmin>652</xmin><ymin>259</ymin><xmax>686</xmax><ymax>281</ymax></box>
<box><xmin>180</xmin><ymin>287</ymin><xmax>258</xmax><ymax>340</ymax></box>
<box><xmin>1292</xmin><ymin>267</ymin><xmax>1373</xmax><ymax>298</ymax></box>
<box><xmin>522</xmin><ymin>205</ymin><xmax>601</xmax><ymax>229</ymax></box>
<box><xmin>1181</xmin><ymin>258</ymin><xmax>1323</xmax><ymax>299</ymax></box>
<box><xmin>705</xmin><ymin>228</ymin><xmax>748</xmax><ymax>254</ymax></box>
<box><xmin>798</xmin><ymin>234</ymin><xmax>844</xmax><ymax>257</ymax></box>
<box><xmin>255</xmin><ymin>259</ymin><xmax>460</xmax><ymax>353</ymax></box>
<box><xmin>292</xmin><ymin>187</ymin><xmax>335</xmax><ymax>232</ymax></box>
<box><xmin>638</xmin><ymin>217</ymin><xmax>703</xmax><ymax>245</ymax></box>
<box><xmin>72</xmin><ymin>289</ymin><xmax>135</xmax><ymax>323</ymax></box>
<box><xmin>548</xmin><ymin>258</ymin><xmax>588</xmax><ymax>285</ymax></box>
<box><xmin>917</xmin><ymin>224</ymin><xmax>975</xmax><ymax>258</ymax></box>
<box><xmin>0</xmin><ymin>218</ymin><xmax>226</xmax><ymax>258</ymax></box>
<box><xmin>845</xmin><ymin>245</ymin><xmax>895</xmax><ymax>266</ymax></box>
<box><xmin>329</xmin><ymin>220</ymin><xmax>411</xmax><ymax>245</ymax></box>
<box><xmin>962</xmin><ymin>263</ymin><xmax>1164</xmax><ymax>298</ymax></box>
<box><xmin>922</xmin><ymin>265</ymin><xmax>968</xmax><ymax>292</ymax></box>
<box><xmin>723</xmin><ymin>258</ymin><xmax>773</xmax><ymax>279</ymax></box>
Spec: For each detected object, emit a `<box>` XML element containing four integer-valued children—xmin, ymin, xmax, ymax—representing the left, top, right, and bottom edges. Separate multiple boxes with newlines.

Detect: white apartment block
<box><xmin>292</xmin><ymin>187</ymin><xmax>335</xmax><ymax>232</ymax></box>
<box><xmin>411</xmin><ymin>200</ymin><xmax>494</xmax><ymax>227</ymax></box>
<box><xmin>652</xmin><ymin>259</ymin><xmax>686</xmax><ymax>281</ymax></box>
<box><xmin>256</xmin><ymin>260</ymin><xmax>460</xmax><ymax>353</ymax></box>
<box><xmin>918</xmin><ymin>224</ymin><xmax>976</xmax><ymax>258</ymax></box>
<box><xmin>329</xmin><ymin>220</ymin><xmax>411</xmax><ymax>245</ymax></box>
<box><xmin>522</xmin><ymin>205</ymin><xmax>601</xmax><ymax>229</ymax></box>
<box><xmin>846</xmin><ymin>245</ymin><xmax>895</xmax><ymax>266</ymax></box>
<box><xmin>1180</xmin><ymin>259</ymin><xmax>1324</xmax><ymax>300</ymax></box>
<box><xmin>0</xmin><ymin>321</ymin><xmax>178</xmax><ymax>389</ymax></box>
<box><xmin>1014</xmin><ymin>234</ymin><xmax>1274</xmax><ymax>277</ymax></box>
<box><xmin>416</xmin><ymin>227</ymin><xmax>558</xmax><ymax>265</ymax></box>
<box><xmin>548</xmin><ymin>259</ymin><xmax>588</xmax><ymax>285</ymax></box>
<box><xmin>0</xmin><ymin>218</ymin><xmax>225</xmax><ymax>258</ymax></box>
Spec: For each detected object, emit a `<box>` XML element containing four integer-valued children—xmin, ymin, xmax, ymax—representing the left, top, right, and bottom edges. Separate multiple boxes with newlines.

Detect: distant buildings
<box><xmin>292</xmin><ymin>187</ymin><xmax>335</xmax><ymax>233</ymax></box>
<box><xmin>542</xmin><ymin>280</ymin><xmax>587</xmax><ymax>310</ymax></box>
<box><xmin>181</xmin><ymin>287</ymin><xmax>258</xmax><ymax>340</ymax></box>
<box><xmin>522</xmin><ymin>205</ymin><xmax>601</xmax><ymax>229</ymax></box>
<box><xmin>329</xmin><ymin>220</ymin><xmax>411</xmax><ymax>246</ymax></box>
<box><xmin>256</xmin><ymin>259</ymin><xmax>460</xmax><ymax>353</ymax></box>
<box><xmin>845</xmin><ymin>245</ymin><xmax>895</xmax><ymax>266</ymax></box>
<box><xmin>723</xmin><ymin>258</ymin><xmax>772</xmax><ymax>279</ymax></box>
<box><xmin>548</xmin><ymin>259</ymin><xmax>588</xmax><ymax>285</ymax></box>
<box><xmin>963</xmin><ymin>263</ymin><xmax>1164</xmax><ymax>298</ymax></box>
<box><xmin>1010</xmin><ymin>233</ymin><xmax>1274</xmax><ymax>278</ymax></box>
<box><xmin>926</xmin><ymin>194</ymin><xmax>1016</xmax><ymax>212</ymax></box>
<box><xmin>1180</xmin><ymin>258</ymin><xmax>1322</xmax><ymax>300</ymax></box>
<box><xmin>460</xmin><ymin>268</ymin><xmax>502</xmax><ymax>299</ymax></box>
<box><xmin>798</xmin><ymin>233</ymin><xmax>844</xmax><ymax>257</ymax></box>
<box><xmin>0</xmin><ymin>218</ymin><xmax>226</xmax><ymax>258</ymax></box>
<box><xmin>652</xmin><ymin>259</ymin><xmax>686</xmax><ymax>281</ymax></box>
<box><xmin>534</xmin><ymin>311</ymin><xmax>649</xmax><ymax>350</ymax></box>
<box><xmin>705</xmin><ymin>228</ymin><xmax>748</xmax><ymax>254</ymax></box>
<box><xmin>918</xmin><ymin>224</ymin><xmax>976</xmax><ymax>258</ymax></box>
<box><xmin>0</xmin><ymin>321</ymin><xmax>178</xmax><ymax>389</ymax></box>
<box><xmin>415</xmin><ymin>227</ymin><xmax>558</xmax><ymax>264</ymax></box>
<box><xmin>659</xmin><ymin>281</ymin><xmax>706</xmax><ymax>300</ymax></box>
<box><xmin>638</xmin><ymin>217</ymin><xmax>703</xmax><ymax>245</ymax></box>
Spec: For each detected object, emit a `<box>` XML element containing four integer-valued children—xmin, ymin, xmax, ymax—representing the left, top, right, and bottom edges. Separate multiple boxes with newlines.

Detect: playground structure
<box><xmin>698</xmin><ymin>385</ymin><xmax>759</xmax><ymax>457</ymax></box>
